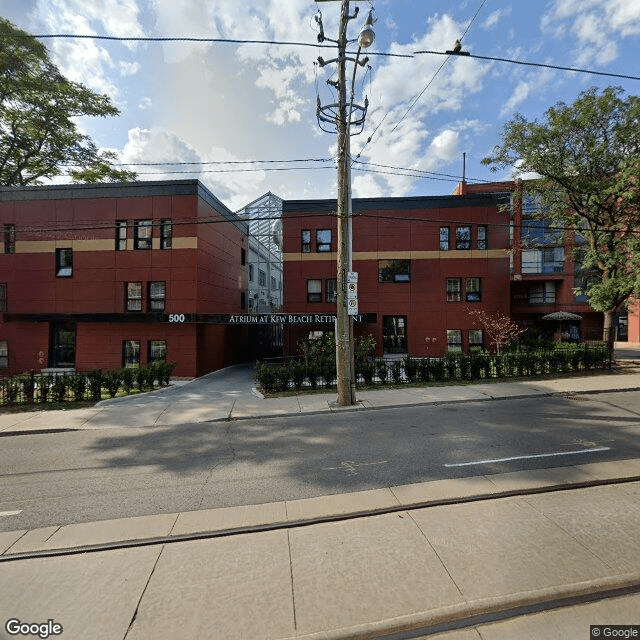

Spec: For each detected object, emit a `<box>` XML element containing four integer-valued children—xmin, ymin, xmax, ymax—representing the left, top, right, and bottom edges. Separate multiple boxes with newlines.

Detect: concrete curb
<box><xmin>291</xmin><ymin>573</ymin><xmax>640</xmax><ymax>640</ymax></box>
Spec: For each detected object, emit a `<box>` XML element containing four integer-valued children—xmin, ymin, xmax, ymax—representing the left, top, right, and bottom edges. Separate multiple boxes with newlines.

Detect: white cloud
<box><xmin>483</xmin><ymin>7</ymin><xmax>512</xmax><ymax>29</ymax></box>
<box><xmin>542</xmin><ymin>0</ymin><xmax>640</xmax><ymax>65</ymax></box>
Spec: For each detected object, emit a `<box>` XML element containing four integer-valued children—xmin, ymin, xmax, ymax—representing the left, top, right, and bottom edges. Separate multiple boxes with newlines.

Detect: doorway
<box><xmin>383</xmin><ymin>315</ymin><xmax>407</xmax><ymax>354</ymax></box>
<box><xmin>49</xmin><ymin>322</ymin><xmax>76</xmax><ymax>368</ymax></box>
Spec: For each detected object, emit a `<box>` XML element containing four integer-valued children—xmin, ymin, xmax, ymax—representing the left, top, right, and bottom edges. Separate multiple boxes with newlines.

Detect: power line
<box><xmin>413</xmin><ymin>50</ymin><xmax>640</xmax><ymax>82</ymax></box>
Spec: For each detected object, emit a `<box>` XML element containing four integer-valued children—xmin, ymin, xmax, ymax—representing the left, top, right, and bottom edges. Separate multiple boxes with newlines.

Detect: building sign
<box><xmin>227</xmin><ymin>313</ymin><xmax>371</xmax><ymax>325</ymax></box>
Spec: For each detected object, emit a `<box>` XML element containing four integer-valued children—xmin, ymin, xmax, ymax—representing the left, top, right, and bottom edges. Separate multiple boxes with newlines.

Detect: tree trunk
<box><xmin>602</xmin><ymin>309</ymin><xmax>615</xmax><ymax>346</ymax></box>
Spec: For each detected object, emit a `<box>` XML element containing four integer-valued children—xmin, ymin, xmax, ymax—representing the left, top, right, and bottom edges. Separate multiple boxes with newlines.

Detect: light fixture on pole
<box><xmin>315</xmin><ymin>1</ymin><xmax>375</xmax><ymax>407</ymax></box>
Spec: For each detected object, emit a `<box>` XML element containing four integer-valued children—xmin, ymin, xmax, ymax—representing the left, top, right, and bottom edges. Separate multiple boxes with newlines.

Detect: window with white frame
<box><xmin>446</xmin><ymin>278</ymin><xmax>462</xmax><ymax>302</ymax></box>
<box><xmin>307</xmin><ymin>279</ymin><xmax>322</xmax><ymax>302</ymax></box>
<box><xmin>465</xmin><ymin>277</ymin><xmax>481</xmax><ymax>302</ymax></box>
<box><xmin>148</xmin><ymin>282</ymin><xmax>166</xmax><ymax>312</ymax></box>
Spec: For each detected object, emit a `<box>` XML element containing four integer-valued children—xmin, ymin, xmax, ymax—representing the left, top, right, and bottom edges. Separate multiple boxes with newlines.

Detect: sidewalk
<box><xmin>1</xmin><ymin>459</ymin><xmax>640</xmax><ymax>639</ymax></box>
<box><xmin>2</xmin><ymin>358</ymin><xmax>640</xmax><ymax>638</ymax></box>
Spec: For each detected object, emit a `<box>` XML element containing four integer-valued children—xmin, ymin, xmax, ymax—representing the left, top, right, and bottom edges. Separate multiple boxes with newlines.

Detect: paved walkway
<box><xmin>1</xmin><ymin>348</ymin><xmax>640</xmax><ymax>639</ymax></box>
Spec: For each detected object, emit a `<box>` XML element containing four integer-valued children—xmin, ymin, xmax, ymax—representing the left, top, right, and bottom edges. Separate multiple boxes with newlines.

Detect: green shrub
<box><xmin>391</xmin><ymin>361</ymin><xmax>402</xmax><ymax>385</ymax></box>
<box><xmin>120</xmin><ymin>367</ymin><xmax>135</xmax><ymax>394</ymax></box>
<box><xmin>20</xmin><ymin>373</ymin><xmax>36</xmax><ymax>403</ymax></box>
<box><xmin>404</xmin><ymin>357</ymin><xmax>419</xmax><ymax>383</ymax></box>
<box><xmin>375</xmin><ymin>360</ymin><xmax>388</xmax><ymax>384</ymax></box>
<box><xmin>291</xmin><ymin>362</ymin><xmax>306</xmax><ymax>391</ymax></box>
<box><xmin>51</xmin><ymin>375</ymin><xmax>68</xmax><ymax>403</ymax></box>
<box><xmin>104</xmin><ymin>370</ymin><xmax>122</xmax><ymax>398</ymax></box>
<box><xmin>87</xmin><ymin>369</ymin><xmax>103</xmax><ymax>401</ymax></box>
<box><xmin>68</xmin><ymin>373</ymin><xmax>88</xmax><ymax>402</ymax></box>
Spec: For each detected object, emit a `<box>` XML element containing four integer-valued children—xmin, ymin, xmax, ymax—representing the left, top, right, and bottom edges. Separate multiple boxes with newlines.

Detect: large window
<box><xmin>307</xmin><ymin>279</ymin><xmax>322</xmax><ymax>303</ymax></box>
<box><xmin>469</xmin><ymin>329</ymin><xmax>484</xmax><ymax>353</ymax></box>
<box><xmin>316</xmin><ymin>229</ymin><xmax>332</xmax><ymax>252</ymax></box>
<box><xmin>465</xmin><ymin>277</ymin><xmax>481</xmax><ymax>302</ymax></box>
<box><xmin>446</xmin><ymin>278</ymin><xmax>462</xmax><ymax>302</ymax></box>
<box><xmin>439</xmin><ymin>227</ymin><xmax>450</xmax><ymax>250</ymax></box>
<box><xmin>0</xmin><ymin>340</ymin><xmax>7</xmax><ymax>368</ymax></box>
<box><xmin>301</xmin><ymin>229</ymin><xmax>311</xmax><ymax>253</ymax></box>
<box><xmin>528</xmin><ymin>282</ymin><xmax>556</xmax><ymax>304</ymax></box>
<box><xmin>134</xmin><ymin>219</ymin><xmax>152</xmax><ymax>250</ymax></box>
<box><xmin>326</xmin><ymin>278</ymin><xmax>337</xmax><ymax>303</ymax></box>
<box><xmin>379</xmin><ymin>259</ymin><xmax>411</xmax><ymax>283</ymax></box>
<box><xmin>126</xmin><ymin>282</ymin><xmax>142</xmax><ymax>311</ymax></box>
<box><xmin>477</xmin><ymin>225</ymin><xmax>488</xmax><ymax>249</ymax></box>
<box><xmin>521</xmin><ymin>219</ymin><xmax>563</xmax><ymax>246</ymax></box>
<box><xmin>521</xmin><ymin>247</ymin><xmax>565</xmax><ymax>274</ymax></box>
<box><xmin>447</xmin><ymin>330</ymin><xmax>463</xmax><ymax>353</ymax></box>
<box><xmin>148</xmin><ymin>282</ymin><xmax>166</xmax><ymax>312</ymax></box>
<box><xmin>258</xmin><ymin>269</ymin><xmax>267</xmax><ymax>287</ymax></box>
<box><xmin>455</xmin><ymin>226</ymin><xmax>471</xmax><ymax>250</ymax></box>
<box><xmin>115</xmin><ymin>220</ymin><xmax>127</xmax><ymax>251</ymax></box>
<box><xmin>4</xmin><ymin>224</ymin><xmax>15</xmax><ymax>254</ymax></box>
<box><xmin>0</xmin><ymin>283</ymin><xmax>6</xmax><ymax>312</ymax></box>
<box><xmin>123</xmin><ymin>340</ymin><xmax>140</xmax><ymax>368</ymax></box>
<box><xmin>160</xmin><ymin>220</ymin><xmax>172</xmax><ymax>249</ymax></box>
<box><xmin>148</xmin><ymin>340</ymin><xmax>167</xmax><ymax>363</ymax></box>
<box><xmin>55</xmin><ymin>248</ymin><xmax>73</xmax><ymax>277</ymax></box>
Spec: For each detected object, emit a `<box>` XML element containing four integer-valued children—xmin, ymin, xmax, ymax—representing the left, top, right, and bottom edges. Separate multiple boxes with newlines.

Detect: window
<box><xmin>126</xmin><ymin>282</ymin><xmax>142</xmax><ymax>312</ymax></box>
<box><xmin>455</xmin><ymin>226</ymin><xmax>471</xmax><ymax>250</ymax></box>
<box><xmin>258</xmin><ymin>269</ymin><xmax>267</xmax><ymax>287</ymax></box>
<box><xmin>0</xmin><ymin>283</ymin><xmax>6</xmax><ymax>312</ymax></box>
<box><xmin>134</xmin><ymin>219</ymin><xmax>152</xmax><ymax>250</ymax></box>
<box><xmin>301</xmin><ymin>229</ymin><xmax>311</xmax><ymax>253</ymax></box>
<box><xmin>477</xmin><ymin>225</ymin><xmax>488</xmax><ymax>250</ymax></box>
<box><xmin>4</xmin><ymin>224</ymin><xmax>15</xmax><ymax>254</ymax></box>
<box><xmin>521</xmin><ymin>247</ymin><xmax>564</xmax><ymax>274</ymax></box>
<box><xmin>447</xmin><ymin>330</ymin><xmax>463</xmax><ymax>353</ymax></box>
<box><xmin>316</xmin><ymin>229</ymin><xmax>332</xmax><ymax>252</ymax></box>
<box><xmin>249</xmin><ymin>264</ymin><xmax>254</xmax><ymax>281</ymax></box>
<box><xmin>55</xmin><ymin>248</ymin><xmax>73</xmax><ymax>277</ymax></box>
<box><xmin>446</xmin><ymin>278</ymin><xmax>462</xmax><ymax>302</ymax></box>
<box><xmin>326</xmin><ymin>278</ymin><xmax>337</xmax><ymax>303</ymax></box>
<box><xmin>270</xmin><ymin>275</ymin><xmax>276</xmax><ymax>290</ymax></box>
<box><xmin>0</xmin><ymin>340</ymin><xmax>7</xmax><ymax>368</ymax></box>
<box><xmin>148</xmin><ymin>281</ymin><xmax>165</xmax><ymax>312</ymax></box>
<box><xmin>307</xmin><ymin>279</ymin><xmax>322</xmax><ymax>303</ymax></box>
<box><xmin>465</xmin><ymin>277</ymin><xmax>481</xmax><ymax>302</ymax></box>
<box><xmin>379</xmin><ymin>259</ymin><xmax>411</xmax><ymax>283</ymax></box>
<box><xmin>123</xmin><ymin>340</ymin><xmax>140</xmax><ymax>368</ymax></box>
<box><xmin>116</xmin><ymin>221</ymin><xmax>127</xmax><ymax>251</ymax></box>
<box><xmin>241</xmin><ymin>248</ymin><xmax>246</xmax><ymax>266</ymax></box>
<box><xmin>148</xmin><ymin>340</ymin><xmax>167</xmax><ymax>363</ymax></box>
<box><xmin>240</xmin><ymin>291</ymin><xmax>246</xmax><ymax>309</ymax></box>
<box><xmin>528</xmin><ymin>282</ymin><xmax>556</xmax><ymax>304</ymax></box>
<box><xmin>521</xmin><ymin>219</ymin><xmax>562</xmax><ymax>246</ymax></box>
<box><xmin>160</xmin><ymin>220</ymin><xmax>172</xmax><ymax>249</ymax></box>
<box><xmin>439</xmin><ymin>227</ymin><xmax>450</xmax><ymax>251</ymax></box>
<box><xmin>469</xmin><ymin>330</ymin><xmax>484</xmax><ymax>353</ymax></box>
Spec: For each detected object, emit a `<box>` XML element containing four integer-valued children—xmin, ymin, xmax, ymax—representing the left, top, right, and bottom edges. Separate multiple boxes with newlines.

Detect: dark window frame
<box><xmin>123</xmin><ymin>340</ymin><xmax>141</xmax><ymax>368</ymax></box>
<box><xmin>469</xmin><ymin>329</ymin><xmax>484</xmax><ymax>352</ymax></box>
<box><xmin>439</xmin><ymin>226</ymin><xmax>450</xmax><ymax>251</ymax></box>
<box><xmin>378</xmin><ymin>259</ymin><xmax>411</xmax><ymax>283</ymax></box>
<box><xmin>326</xmin><ymin>278</ymin><xmax>337</xmax><ymax>303</ymax></box>
<box><xmin>0</xmin><ymin>282</ymin><xmax>7</xmax><ymax>312</ymax></box>
<box><xmin>134</xmin><ymin>219</ymin><xmax>152</xmax><ymax>250</ymax></box>
<box><xmin>477</xmin><ymin>225</ymin><xmax>488</xmax><ymax>250</ymax></box>
<box><xmin>307</xmin><ymin>279</ymin><xmax>322</xmax><ymax>303</ymax></box>
<box><xmin>148</xmin><ymin>340</ymin><xmax>167</xmax><ymax>363</ymax></box>
<box><xmin>316</xmin><ymin>229</ymin><xmax>332</xmax><ymax>252</ymax></box>
<box><xmin>456</xmin><ymin>226</ymin><xmax>471</xmax><ymax>250</ymax></box>
<box><xmin>126</xmin><ymin>282</ymin><xmax>143</xmax><ymax>312</ymax></box>
<box><xmin>116</xmin><ymin>220</ymin><xmax>127</xmax><ymax>251</ymax></box>
<box><xmin>301</xmin><ymin>229</ymin><xmax>311</xmax><ymax>253</ymax></box>
<box><xmin>446</xmin><ymin>329</ymin><xmax>463</xmax><ymax>353</ymax></box>
<box><xmin>148</xmin><ymin>281</ymin><xmax>166</xmax><ymax>312</ymax></box>
<box><xmin>0</xmin><ymin>339</ymin><xmax>7</xmax><ymax>368</ymax></box>
<box><xmin>3</xmin><ymin>224</ymin><xmax>15</xmax><ymax>254</ymax></box>
<box><xmin>446</xmin><ymin>277</ymin><xmax>462</xmax><ymax>302</ymax></box>
<box><xmin>160</xmin><ymin>219</ymin><xmax>172</xmax><ymax>250</ymax></box>
<box><xmin>55</xmin><ymin>248</ymin><xmax>73</xmax><ymax>278</ymax></box>
<box><xmin>465</xmin><ymin>277</ymin><xmax>481</xmax><ymax>302</ymax></box>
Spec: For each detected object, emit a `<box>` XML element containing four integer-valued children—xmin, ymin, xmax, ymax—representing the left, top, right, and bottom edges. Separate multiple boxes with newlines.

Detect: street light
<box><xmin>316</xmin><ymin>1</ymin><xmax>375</xmax><ymax>406</ymax></box>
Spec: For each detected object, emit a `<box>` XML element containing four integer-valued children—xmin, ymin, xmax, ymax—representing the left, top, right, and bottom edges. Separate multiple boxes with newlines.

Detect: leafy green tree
<box><xmin>483</xmin><ymin>87</ymin><xmax>640</xmax><ymax>343</ymax></box>
<box><xmin>0</xmin><ymin>17</ymin><xmax>136</xmax><ymax>185</ymax></box>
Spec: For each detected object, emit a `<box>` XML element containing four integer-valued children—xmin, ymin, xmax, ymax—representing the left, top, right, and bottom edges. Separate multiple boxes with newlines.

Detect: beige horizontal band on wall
<box><xmin>10</xmin><ymin>237</ymin><xmax>198</xmax><ymax>253</ymax></box>
<box><xmin>284</xmin><ymin>249</ymin><xmax>508</xmax><ymax>261</ymax></box>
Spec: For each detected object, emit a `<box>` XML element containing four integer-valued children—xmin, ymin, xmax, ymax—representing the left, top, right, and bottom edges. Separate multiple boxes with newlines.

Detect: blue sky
<box><xmin>2</xmin><ymin>0</ymin><xmax>640</xmax><ymax>209</ymax></box>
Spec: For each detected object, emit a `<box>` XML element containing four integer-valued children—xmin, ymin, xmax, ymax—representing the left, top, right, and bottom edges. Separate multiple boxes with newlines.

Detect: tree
<box><xmin>482</xmin><ymin>87</ymin><xmax>640</xmax><ymax>343</ymax></box>
<box><xmin>0</xmin><ymin>17</ymin><xmax>136</xmax><ymax>185</ymax></box>
<box><xmin>467</xmin><ymin>308</ymin><xmax>525</xmax><ymax>354</ymax></box>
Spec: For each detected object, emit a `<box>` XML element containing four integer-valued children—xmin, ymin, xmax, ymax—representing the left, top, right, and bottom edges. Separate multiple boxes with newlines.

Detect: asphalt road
<box><xmin>2</xmin><ymin>390</ymin><xmax>640</xmax><ymax>532</ymax></box>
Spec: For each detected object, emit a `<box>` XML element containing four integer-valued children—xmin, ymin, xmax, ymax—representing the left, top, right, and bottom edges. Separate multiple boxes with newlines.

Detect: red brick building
<box><xmin>0</xmin><ymin>180</ymin><xmax>250</xmax><ymax>377</ymax></box>
<box><xmin>282</xmin><ymin>193</ymin><xmax>511</xmax><ymax>357</ymax></box>
<box><xmin>455</xmin><ymin>180</ymin><xmax>605</xmax><ymax>341</ymax></box>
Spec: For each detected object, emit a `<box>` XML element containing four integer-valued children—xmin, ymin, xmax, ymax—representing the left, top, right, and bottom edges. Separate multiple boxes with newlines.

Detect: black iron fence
<box><xmin>256</xmin><ymin>342</ymin><xmax>612</xmax><ymax>394</ymax></box>
<box><xmin>0</xmin><ymin>361</ymin><xmax>176</xmax><ymax>408</ymax></box>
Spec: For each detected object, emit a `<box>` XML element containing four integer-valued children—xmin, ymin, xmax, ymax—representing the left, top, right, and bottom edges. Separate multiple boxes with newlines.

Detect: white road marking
<box><xmin>0</xmin><ymin>510</ymin><xmax>22</xmax><ymax>517</ymax></box>
<box><xmin>323</xmin><ymin>460</ymin><xmax>388</xmax><ymax>476</ymax></box>
<box><xmin>444</xmin><ymin>447</ymin><xmax>611</xmax><ymax>467</ymax></box>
